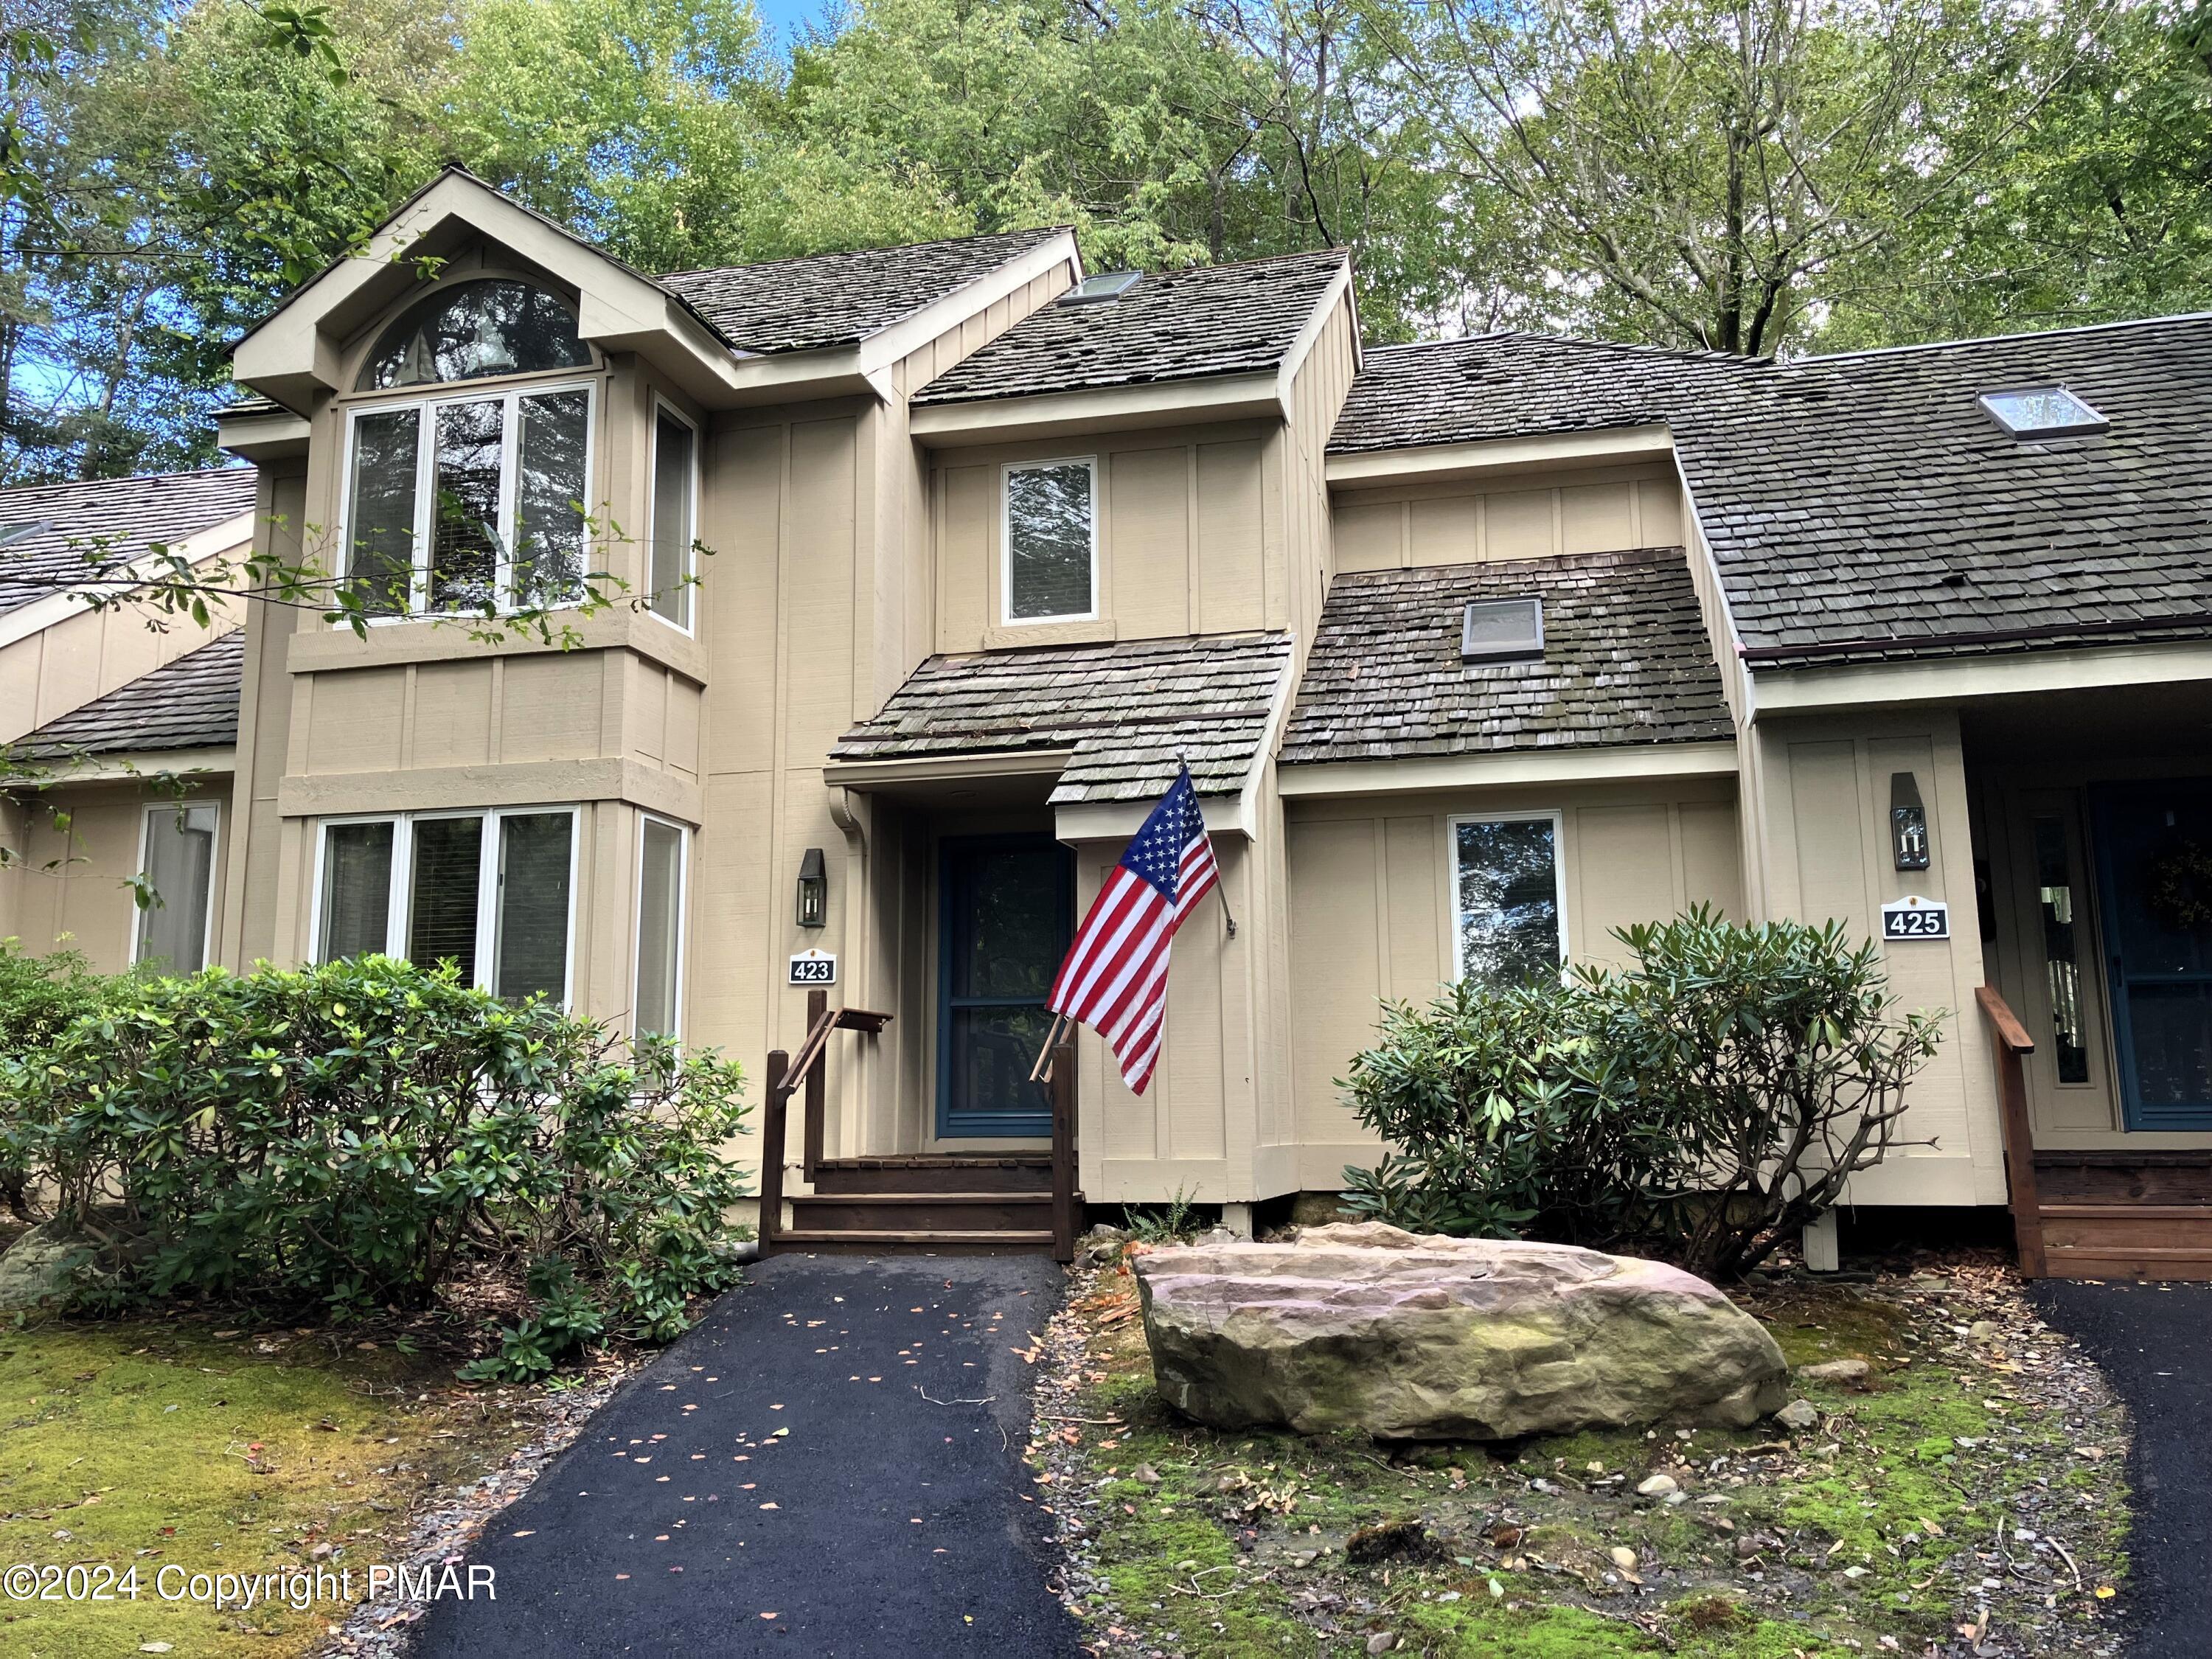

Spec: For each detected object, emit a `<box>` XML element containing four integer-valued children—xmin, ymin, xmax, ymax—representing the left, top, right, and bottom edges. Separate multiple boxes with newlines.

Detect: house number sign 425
<box><xmin>1879</xmin><ymin>897</ymin><xmax>1950</xmax><ymax>941</ymax></box>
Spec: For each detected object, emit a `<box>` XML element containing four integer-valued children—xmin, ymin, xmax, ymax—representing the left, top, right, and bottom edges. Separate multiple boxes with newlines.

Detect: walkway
<box><xmin>412</xmin><ymin>1253</ymin><xmax>1086</xmax><ymax>1658</ymax></box>
<box><xmin>2030</xmin><ymin>1279</ymin><xmax>2212</xmax><ymax>1657</ymax></box>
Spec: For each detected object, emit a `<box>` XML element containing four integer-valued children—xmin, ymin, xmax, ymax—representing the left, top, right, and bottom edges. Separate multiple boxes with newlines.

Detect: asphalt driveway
<box><xmin>411</xmin><ymin>1253</ymin><xmax>1085</xmax><ymax>1658</ymax></box>
<box><xmin>2029</xmin><ymin>1279</ymin><xmax>2212</xmax><ymax>1658</ymax></box>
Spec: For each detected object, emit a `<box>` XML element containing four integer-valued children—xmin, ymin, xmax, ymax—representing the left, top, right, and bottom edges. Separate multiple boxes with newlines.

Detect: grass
<box><xmin>0</xmin><ymin>1315</ymin><xmax>538</xmax><ymax>1659</ymax></box>
<box><xmin>1047</xmin><ymin>1266</ymin><xmax>2131</xmax><ymax>1659</ymax></box>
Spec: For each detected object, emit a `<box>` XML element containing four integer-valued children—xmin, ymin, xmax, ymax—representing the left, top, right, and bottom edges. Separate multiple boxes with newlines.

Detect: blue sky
<box><xmin>755</xmin><ymin>0</ymin><xmax>847</xmax><ymax>48</ymax></box>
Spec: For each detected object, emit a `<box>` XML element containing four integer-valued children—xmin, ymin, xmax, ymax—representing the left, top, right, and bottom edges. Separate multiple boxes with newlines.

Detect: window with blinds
<box><xmin>136</xmin><ymin>801</ymin><xmax>219</xmax><ymax>972</ymax></box>
<box><xmin>315</xmin><ymin>807</ymin><xmax>575</xmax><ymax>1004</ymax></box>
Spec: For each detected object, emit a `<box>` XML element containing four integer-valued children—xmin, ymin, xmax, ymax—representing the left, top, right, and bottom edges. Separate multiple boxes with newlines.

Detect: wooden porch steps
<box><xmin>758</xmin><ymin>998</ymin><xmax>1079</xmax><ymax>1260</ymax></box>
<box><xmin>2030</xmin><ymin>1153</ymin><xmax>2212</xmax><ymax>1280</ymax></box>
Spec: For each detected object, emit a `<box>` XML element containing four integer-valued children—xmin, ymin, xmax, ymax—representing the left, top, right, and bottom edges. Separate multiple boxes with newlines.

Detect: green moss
<box><xmin>1401</xmin><ymin>1593</ymin><xmax>1658</xmax><ymax>1655</ymax></box>
<box><xmin>0</xmin><ymin>1319</ymin><xmax>529</xmax><ymax>1659</ymax></box>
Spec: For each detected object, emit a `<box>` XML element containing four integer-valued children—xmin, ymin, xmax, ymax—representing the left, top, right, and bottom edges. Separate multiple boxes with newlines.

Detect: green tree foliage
<box><xmin>6</xmin><ymin>0</ymin><xmax>2212</xmax><ymax>481</ymax></box>
<box><xmin>1</xmin><ymin>955</ymin><xmax>753</xmax><ymax>1371</ymax></box>
<box><xmin>1341</xmin><ymin>908</ymin><xmax>1944</xmax><ymax>1278</ymax></box>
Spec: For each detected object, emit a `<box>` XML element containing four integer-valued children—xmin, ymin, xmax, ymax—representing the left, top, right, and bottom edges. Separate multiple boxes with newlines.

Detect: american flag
<box><xmin>1046</xmin><ymin>765</ymin><xmax>1220</xmax><ymax>1095</ymax></box>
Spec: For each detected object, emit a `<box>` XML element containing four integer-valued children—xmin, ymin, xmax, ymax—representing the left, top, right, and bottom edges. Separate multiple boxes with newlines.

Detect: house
<box><xmin>17</xmin><ymin>165</ymin><xmax>2208</xmax><ymax>1274</ymax></box>
<box><xmin>0</xmin><ymin>470</ymin><xmax>257</xmax><ymax>973</ymax></box>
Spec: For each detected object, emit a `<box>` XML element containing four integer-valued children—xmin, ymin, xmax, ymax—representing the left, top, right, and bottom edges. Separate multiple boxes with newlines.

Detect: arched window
<box><xmin>358</xmin><ymin>279</ymin><xmax>590</xmax><ymax>392</ymax></box>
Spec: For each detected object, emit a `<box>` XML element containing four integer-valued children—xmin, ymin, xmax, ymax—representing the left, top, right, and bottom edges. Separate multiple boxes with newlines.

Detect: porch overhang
<box><xmin>1748</xmin><ymin>637</ymin><xmax>2212</xmax><ymax>717</ymax></box>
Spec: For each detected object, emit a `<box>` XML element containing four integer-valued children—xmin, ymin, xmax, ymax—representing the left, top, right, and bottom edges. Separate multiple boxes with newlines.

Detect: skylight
<box><xmin>1979</xmin><ymin>386</ymin><xmax>2107</xmax><ymax>439</ymax></box>
<box><xmin>0</xmin><ymin>520</ymin><xmax>47</xmax><ymax>548</ymax></box>
<box><xmin>1462</xmin><ymin>596</ymin><xmax>1544</xmax><ymax>663</ymax></box>
<box><xmin>1062</xmin><ymin>271</ymin><xmax>1141</xmax><ymax>304</ymax></box>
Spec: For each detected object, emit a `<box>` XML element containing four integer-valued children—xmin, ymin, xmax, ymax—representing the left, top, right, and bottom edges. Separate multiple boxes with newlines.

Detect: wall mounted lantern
<box><xmin>1890</xmin><ymin>773</ymin><xmax>1930</xmax><ymax>872</ymax></box>
<box><xmin>796</xmin><ymin>846</ymin><xmax>828</xmax><ymax>928</ymax></box>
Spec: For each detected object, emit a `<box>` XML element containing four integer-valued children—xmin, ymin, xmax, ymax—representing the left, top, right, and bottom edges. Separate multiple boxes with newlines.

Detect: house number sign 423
<box><xmin>788</xmin><ymin>950</ymin><xmax>838</xmax><ymax>986</ymax></box>
<box><xmin>1879</xmin><ymin>897</ymin><xmax>1950</xmax><ymax>941</ymax></box>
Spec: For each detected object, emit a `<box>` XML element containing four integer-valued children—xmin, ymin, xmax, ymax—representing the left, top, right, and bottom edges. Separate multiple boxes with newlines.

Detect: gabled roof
<box><xmin>0</xmin><ymin>469</ymin><xmax>256</xmax><ymax>616</ymax></box>
<box><xmin>1281</xmin><ymin>548</ymin><xmax>1731</xmax><ymax>766</ymax></box>
<box><xmin>17</xmin><ymin>629</ymin><xmax>243</xmax><ymax>758</ymax></box>
<box><xmin>831</xmin><ymin>631</ymin><xmax>1294</xmax><ymax>802</ymax></box>
<box><xmin>913</xmin><ymin>249</ymin><xmax>1349</xmax><ymax>406</ymax></box>
<box><xmin>660</xmin><ymin>226</ymin><xmax>1069</xmax><ymax>355</ymax></box>
<box><xmin>1682</xmin><ymin>315</ymin><xmax>2212</xmax><ymax>665</ymax></box>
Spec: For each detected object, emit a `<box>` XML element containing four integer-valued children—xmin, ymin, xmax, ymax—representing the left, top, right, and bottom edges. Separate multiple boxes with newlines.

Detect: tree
<box><xmin>1370</xmin><ymin>0</ymin><xmax>2109</xmax><ymax>355</ymax></box>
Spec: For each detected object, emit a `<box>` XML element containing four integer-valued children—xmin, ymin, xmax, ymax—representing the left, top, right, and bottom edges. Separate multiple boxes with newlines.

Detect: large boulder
<box><xmin>1133</xmin><ymin>1222</ymin><xmax>1788</xmax><ymax>1439</ymax></box>
<box><xmin>0</xmin><ymin>1221</ymin><xmax>97</xmax><ymax>1311</ymax></box>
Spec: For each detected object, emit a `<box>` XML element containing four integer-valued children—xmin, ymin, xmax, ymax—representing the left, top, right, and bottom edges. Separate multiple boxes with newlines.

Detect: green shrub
<box><xmin>0</xmin><ymin>938</ymin><xmax>124</xmax><ymax>1220</ymax></box>
<box><xmin>1341</xmin><ymin>907</ymin><xmax>1943</xmax><ymax>1278</ymax></box>
<box><xmin>1</xmin><ymin>955</ymin><xmax>750</xmax><ymax>1371</ymax></box>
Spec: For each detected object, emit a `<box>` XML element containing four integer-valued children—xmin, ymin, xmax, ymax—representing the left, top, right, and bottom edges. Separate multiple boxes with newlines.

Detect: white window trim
<box><xmin>999</xmin><ymin>455</ymin><xmax>1099</xmax><ymax>626</ymax></box>
<box><xmin>633</xmin><ymin>812</ymin><xmax>690</xmax><ymax>1041</ymax></box>
<box><xmin>1446</xmin><ymin>808</ymin><xmax>1570</xmax><ymax>983</ymax></box>
<box><xmin>132</xmin><ymin>799</ymin><xmax>220</xmax><ymax>971</ymax></box>
<box><xmin>646</xmin><ymin>395</ymin><xmax>700</xmax><ymax>636</ymax></box>
<box><xmin>307</xmin><ymin>804</ymin><xmax>581</xmax><ymax>1009</ymax></box>
<box><xmin>338</xmin><ymin>377</ymin><xmax>598</xmax><ymax>625</ymax></box>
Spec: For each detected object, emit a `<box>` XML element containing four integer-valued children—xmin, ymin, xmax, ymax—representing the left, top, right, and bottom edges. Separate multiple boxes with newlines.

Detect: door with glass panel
<box><xmin>936</xmin><ymin>836</ymin><xmax>1072</xmax><ymax>1138</ymax></box>
<box><xmin>2091</xmin><ymin>780</ymin><xmax>2212</xmax><ymax>1130</ymax></box>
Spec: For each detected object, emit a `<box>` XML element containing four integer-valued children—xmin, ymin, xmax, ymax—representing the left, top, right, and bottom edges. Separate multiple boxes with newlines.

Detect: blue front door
<box><xmin>2091</xmin><ymin>781</ymin><xmax>2212</xmax><ymax>1130</ymax></box>
<box><xmin>936</xmin><ymin>835</ymin><xmax>1072</xmax><ymax>1138</ymax></box>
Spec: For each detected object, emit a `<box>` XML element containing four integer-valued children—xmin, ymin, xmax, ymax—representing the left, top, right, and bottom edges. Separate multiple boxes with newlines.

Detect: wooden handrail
<box><xmin>759</xmin><ymin>995</ymin><xmax>894</xmax><ymax>1251</ymax></box>
<box><xmin>1976</xmin><ymin>985</ymin><xmax>2046</xmax><ymax>1279</ymax></box>
<box><xmin>1048</xmin><ymin>1040</ymin><xmax>1077</xmax><ymax>1263</ymax></box>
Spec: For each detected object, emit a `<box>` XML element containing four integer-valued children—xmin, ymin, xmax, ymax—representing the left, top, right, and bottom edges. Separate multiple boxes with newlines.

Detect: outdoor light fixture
<box><xmin>796</xmin><ymin>846</ymin><xmax>828</xmax><ymax>928</ymax></box>
<box><xmin>1890</xmin><ymin>773</ymin><xmax>1930</xmax><ymax>872</ymax></box>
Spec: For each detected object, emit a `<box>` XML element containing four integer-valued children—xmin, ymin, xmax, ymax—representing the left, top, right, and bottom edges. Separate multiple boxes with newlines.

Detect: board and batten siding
<box><xmin>1282</xmin><ymin>781</ymin><xmax>1742</xmax><ymax>1191</ymax></box>
<box><xmin>1739</xmin><ymin>711</ymin><xmax>2006</xmax><ymax>1206</ymax></box>
<box><xmin>1332</xmin><ymin>465</ymin><xmax>1683</xmax><ymax>573</ymax></box>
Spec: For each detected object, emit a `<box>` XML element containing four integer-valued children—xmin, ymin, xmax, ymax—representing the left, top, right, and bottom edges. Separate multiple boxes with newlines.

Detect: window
<box><xmin>1979</xmin><ymin>386</ymin><xmax>2107</xmax><ymax>439</ymax></box>
<box><xmin>359</xmin><ymin>280</ymin><xmax>590</xmax><ymax>392</ymax></box>
<box><xmin>135</xmin><ymin>801</ymin><xmax>219</xmax><ymax>971</ymax></box>
<box><xmin>635</xmin><ymin>816</ymin><xmax>686</xmax><ymax>1038</ymax></box>
<box><xmin>1002</xmin><ymin>459</ymin><xmax>1096</xmax><ymax>622</ymax></box>
<box><xmin>343</xmin><ymin>383</ymin><xmax>591</xmax><ymax>616</ymax></box>
<box><xmin>1452</xmin><ymin>813</ymin><xmax>1565</xmax><ymax>987</ymax></box>
<box><xmin>1461</xmin><ymin>596</ymin><xmax>1545</xmax><ymax>662</ymax></box>
<box><xmin>313</xmin><ymin>807</ymin><xmax>577</xmax><ymax>1004</ymax></box>
<box><xmin>343</xmin><ymin>279</ymin><xmax>594</xmax><ymax>619</ymax></box>
<box><xmin>649</xmin><ymin>405</ymin><xmax>698</xmax><ymax>629</ymax></box>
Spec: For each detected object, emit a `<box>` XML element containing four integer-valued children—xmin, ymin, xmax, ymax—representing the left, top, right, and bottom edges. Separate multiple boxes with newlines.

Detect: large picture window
<box><xmin>634</xmin><ymin>815</ymin><xmax>687</xmax><ymax>1039</ymax></box>
<box><xmin>314</xmin><ymin>807</ymin><xmax>577</xmax><ymax>1004</ymax></box>
<box><xmin>648</xmin><ymin>404</ymin><xmax>698</xmax><ymax>629</ymax></box>
<box><xmin>1451</xmin><ymin>813</ymin><xmax>1566</xmax><ymax>987</ymax></box>
<box><xmin>135</xmin><ymin>801</ymin><xmax>219</xmax><ymax>972</ymax></box>
<box><xmin>342</xmin><ymin>280</ymin><xmax>594</xmax><ymax>619</ymax></box>
<box><xmin>1002</xmin><ymin>458</ymin><xmax>1096</xmax><ymax>622</ymax></box>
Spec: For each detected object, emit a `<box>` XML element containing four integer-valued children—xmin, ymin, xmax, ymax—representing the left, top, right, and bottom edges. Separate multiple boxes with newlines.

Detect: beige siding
<box><xmin>1330</xmin><ymin>465</ymin><xmax>1685</xmax><ymax>572</ymax></box>
<box><xmin>0</xmin><ymin>556</ymin><xmax>247</xmax><ymax>745</ymax></box>
<box><xmin>1284</xmin><ymin>780</ymin><xmax>1742</xmax><ymax>1188</ymax></box>
<box><xmin>1740</xmin><ymin>712</ymin><xmax>2006</xmax><ymax>1206</ymax></box>
<box><xmin>7</xmin><ymin>778</ymin><xmax>232</xmax><ymax>974</ymax></box>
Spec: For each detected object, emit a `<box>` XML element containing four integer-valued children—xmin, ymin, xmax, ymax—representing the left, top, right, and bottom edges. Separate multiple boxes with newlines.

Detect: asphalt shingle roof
<box><xmin>658</xmin><ymin>226</ymin><xmax>1067</xmax><ymax>355</ymax></box>
<box><xmin>832</xmin><ymin>632</ymin><xmax>1294</xmax><ymax>803</ymax></box>
<box><xmin>18</xmin><ymin>630</ymin><xmax>243</xmax><ymax>758</ymax></box>
<box><xmin>1329</xmin><ymin>317</ymin><xmax>2212</xmax><ymax>667</ymax></box>
<box><xmin>0</xmin><ymin>469</ymin><xmax>256</xmax><ymax>616</ymax></box>
<box><xmin>913</xmin><ymin>250</ymin><xmax>1347</xmax><ymax>406</ymax></box>
<box><xmin>1281</xmin><ymin>549</ymin><xmax>1731</xmax><ymax>766</ymax></box>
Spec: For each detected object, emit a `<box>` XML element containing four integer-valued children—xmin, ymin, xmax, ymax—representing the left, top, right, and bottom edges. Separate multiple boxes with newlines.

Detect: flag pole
<box><xmin>1029</xmin><ymin>1010</ymin><xmax>1067</xmax><ymax>1083</ymax></box>
<box><xmin>1177</xmin><ymin>753</ymin><xmax>1237</xmax><ymax>940</ymax></box>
